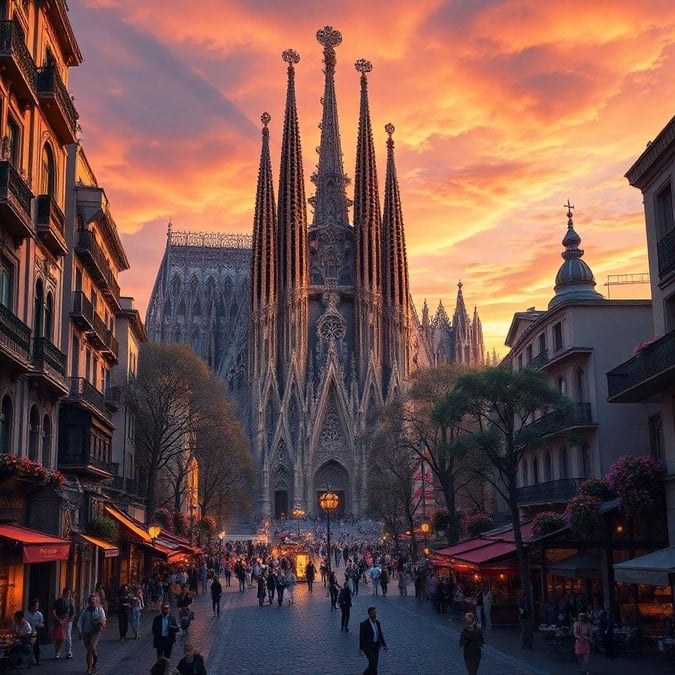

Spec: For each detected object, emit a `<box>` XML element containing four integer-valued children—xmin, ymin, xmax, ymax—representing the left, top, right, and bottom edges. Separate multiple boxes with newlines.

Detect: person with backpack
<box><xmin>275</xmin><ymin>570</ymin><xmax>287</xmax><ymax>607</ymax></box>
<box><xmin>338</xmin><ymin>581</ymin><xmax>352</xmax><ymax>632</ymax></box>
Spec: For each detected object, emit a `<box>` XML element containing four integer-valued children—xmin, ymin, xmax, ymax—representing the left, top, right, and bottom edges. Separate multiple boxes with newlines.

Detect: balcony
<box><xmin>36</xmin><ymin>194</ymin><xmax>67</xmax><ymax>256</ymax></box>
<box><xmin>36</xmin><ymin>65</ymin><xmax>79</xmax><ymax>144</ymax></box>
<box><xmin>111</xmin><ymin>475</ymin><xmax>138</xmax><ymax>495</ymax></box>
<box><xmin>0</xmin><ymin>21</ymin><xmax>38</xmax><ymax>105</ymax></box>
<box><xmin>27</xmin><ymin>336</ymin><xmax>68</xmax><ymax>395</ymax></box>
<box><xmin>64</xmin><ymin>376</ymin><xmax>109</xmax><ymax>422</ymax></box>
<box><xmin>516</xmin><ymin>478</ymin><xmax>582</xmax><ymax>506</ymax></box>
<box><xmin>607</xmin><ymin>329</ymin><xmax>675</xmax><ymax>403</ymax></box>
<box><xmin>0</xmin><ymin>160</ymin><xmax>34</xmax><ymax>244</ymax></box>
<box><xmin>527</xmin><ymin>350</ymin><xmax>549</xmax><ymax>369</ymax></box>
<box><xmin>657</xmin><ymin>229</ymin><xmax>675</xmax><ymax>280</ymax></box>
<box><xmin>0</xmin><ymin>302</ymin><xmax>31</xmax><ymax>372</ymax></box>
<box><xmin>74</xmin><ymin>229</ymin><xmax>121</xmax><ymax>307</ymax></box>
<box><xmin>517</xmin><ymin>402</ymin><xmax>595</xmax><ymax>444</ymax></box>
<box><xmin>104</xmin><ymin>386</ymin><xmax>121</xmax><ymax>411</ymax></box>
<box><xmin>70</xmin><ymin>291</ymin><xmax>119</xmax><ymax>363</ymax></box>
<box><xmin>58</xmin><ymin>447</ymin><xmax>113</xmax><ymax>480</ymax></box>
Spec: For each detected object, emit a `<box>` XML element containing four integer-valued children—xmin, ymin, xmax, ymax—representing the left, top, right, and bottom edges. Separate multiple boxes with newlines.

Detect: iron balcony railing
<box><xmin>0</xmin><ymin>302</ymin><xmax>31</xmax><ymax>363</ymax></box>
<box><xmin>527</xmin><ymin>350</ymin><xmax>549</xmax><ymax>369</ymax></box>
<box><xmin>516</xmin><ymin>478</ymin><xmax>583</xmax><ymax>505</ymax></box>
<box><xmin>36</xmin><ymin>65</ymin><xmax>79</xmax><ymax>141</ymax></box>
<box><xmin>518</xmin><ymin>402</ymin><xmax>593</xmax><ymax>441</ymax></box>
<box><xmin>657</xmin><ymin>229</ymin><xmax>675</xmax><ymax>279</ymax></box>
<box><xmin>74</xmin><ymin>229</ymin><xmax>121</xmax><ymax>305</ymax></box>
<box><xmin>0</xmin><ymin>20</ymin><xmax>38</xmax><ymax>100</ymax></box>
<box><xmin>31</xmin><ymin>336</ymin><xmax>67</xmax><ymax>376</ymax></box>
<box><xmin>67</xmin><ymin>376</ymin><xmax>106</xmax><ymax>412</ymax></box>
<box><xmin>607</xmin><ymin>329</ymin><xmax>675</xmax><ymax>400</ymax></box>
<box><xmin>0</xmin><ymin>160</ymin><xmax>34</xmax><ymax>240</ymax></box>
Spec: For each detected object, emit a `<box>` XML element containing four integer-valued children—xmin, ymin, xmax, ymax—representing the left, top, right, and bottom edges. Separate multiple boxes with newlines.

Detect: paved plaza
<box><xmin>50</xmin><ymin>578</ymin><xmax>672</xmax><ymax>675</ymax></box>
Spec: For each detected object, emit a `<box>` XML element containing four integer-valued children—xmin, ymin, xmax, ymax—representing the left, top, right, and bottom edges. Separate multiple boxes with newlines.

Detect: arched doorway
<box><xmin>314</xmin><ymin>460</ymin><xmax>349</xmax><ymax>517</ymax></box>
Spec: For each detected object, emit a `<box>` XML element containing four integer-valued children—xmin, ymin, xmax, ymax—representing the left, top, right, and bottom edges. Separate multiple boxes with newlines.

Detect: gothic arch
<box><xmin>313</xmin><ymin>460</ymin><xmax>349</xmax><ymax>514</ymax></box>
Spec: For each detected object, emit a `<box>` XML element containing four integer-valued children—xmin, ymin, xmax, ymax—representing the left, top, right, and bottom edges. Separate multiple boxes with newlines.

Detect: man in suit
<box><xmin>359</xmin><ymin>606</ymin><xmax>388</xmax><ymax>675</ymax></box>
<box><xmin>151</xmin><ymin>602</ymin><xmax>179</xmax><ymax>660</ymax></box>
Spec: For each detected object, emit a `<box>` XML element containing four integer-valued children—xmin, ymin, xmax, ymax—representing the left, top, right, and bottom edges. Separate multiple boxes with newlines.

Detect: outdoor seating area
<box><xmin>0</xmin><ymin>632</ymin><xmax>31</xmax><ymax>674</ymax></box>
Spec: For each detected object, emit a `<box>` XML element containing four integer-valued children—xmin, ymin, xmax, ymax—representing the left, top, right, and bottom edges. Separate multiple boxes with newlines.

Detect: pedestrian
<box><xmin>368</xmin><ymin>565</ymin><xmax>381</xmax><ymax>596</ymax></box>
<box><xmin>94</xmin><ymin>582</ymin><xmax>108</xmax><ymax>615</ymax></box>
<box><xmin>397</xmin><ymin>569</ymin><xmax>407</xmax><ymax>597</ymax></box>
<box><xmin>338</xmin><ymin>581</ymin><xmax>352</xmax><ymax>631</ymax></box>
<box><xmin>211</xmin><ymin>575</ymin><xmax>223</xmax><ymax>616</ymax></box>
<box><xmin>256</xmin><ymin>573</ymin><xmax>267</xmax><ymax>607</ymax></box>
<box><xmin>474</xmin><ymin>586</ymin><xmax>484</xmax><ymax>626</ymax></box>
<box><xmin>151</xmin><ymin>602</ymin><xmax>180</xmax><ymax>660</ymax></box>
<box><xmin>517</xmin><ymin>589</ymin><xmax>533</xmax><ymax>649</ymax></box>
<box><xmin>573</xmin><ymin>611</ymin><xmax>593</xmax><ymax>675</ymax></box>
<box><xmin>223</xmin><ymin>559</ymin><xmax>232</xmax><ymax>587</ymax></box>
<box><xmin>52</xmin><ymin>587</ymin><xmax>75</xmax><ymax>660</ymax></box>
<box><xmin>275</xmin><ymin>569</ymin><xmax>286</xmax><ymax>607</ymax></box>
<box><xmin>329</xmin><ymin>570</ymin><xmax>340</xmax><ymax>609</ymax></box>
<box><xmin>25</xmin><ymin>598</ymin><xmax>44</xmax><ymax>665</ymax></box>
<box><xmin>459</xmin><ymin>611</ymin><xmax>484</xmax><ymax>675</ymax></box>
<box><xmin>482</xmin><ymin>584</ymin><xmax>493</xmax><ymax>630</ymax></box>
<box><xmin>150</xmin><ymin>656</ymin><xmax>180</xmax><ymax>675</ymax></box>
<box><xmin>305</xmin><ymin>560</ymin><xmax>316</xmax><ymax>592</ymax></box>
<box><xmin>177</xmin><ymin>642</ymin><xmax>207</xmax><ymax>675</ymax></box>
<box><xmin>130</xmin><ymin>585</ymin><xmax>144</xmax><ymax>639</ymax></box>
<box><xmin>379</xmin><ymin>566</ymin><xmax>389</xmax><ymax>597</ymax></box>
<box><xmin>117</xmin><ymin>583</ymin><xmax>133</xmax><ymax>641</ymax></box>
<box><xmin>199</xmin><ymin>562</ymin><xmax>208</xmax><ymax>594</ymax></box>
<box><xmin>359</xmin><ymin>606</ymin><xmax>388</xmax><ymax>675</ymax></box>
<box><xmin>266</xmin><ymin>568</ymin><xmax>276</xmax><ymax>605</ymax></box>
<box><xmin>77</xmin><ymin>593</ymin><xmax>107</xmax><ymax>675</ymax></box>
<box><xmin>286</xmin><ymin>569</ymin><xmax>296</xmax><ymax>605</ymax></box>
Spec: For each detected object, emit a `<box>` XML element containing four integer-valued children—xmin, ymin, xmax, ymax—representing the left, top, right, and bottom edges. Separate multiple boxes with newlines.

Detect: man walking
<box><xmin>77</xmin><ymin>594</ymin><xmax>106</xmax><ymax>675</ymax></box>
<box><xmin>211</xmin><ymin>575</ymin><xmax>222</xmax><ymax>617</ymax></box>
<box><xmin>518</xmin><ymin>589</ymin><xmax>533</xmax><ymax>649</ymax></box>
<box><xmin>359</xmin><ymin>606</ymin><xmax>388</xmax><ymax>675</ymax></box>
<box><xmin>151</xmin><ymin>602</ymin><xmax>180</xmax><ymax>660</ymax></box>
<box><xmin>338</xmin><ymin>582</ymin><xmax>352</xmax><ymax>632</ymax></box>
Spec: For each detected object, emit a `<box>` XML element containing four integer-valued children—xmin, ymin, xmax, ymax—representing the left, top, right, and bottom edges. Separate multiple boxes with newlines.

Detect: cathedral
<box><xmin>145</xmin><ymin>27</ymin><xmax>485</xmax><ymax>518</ymax></box>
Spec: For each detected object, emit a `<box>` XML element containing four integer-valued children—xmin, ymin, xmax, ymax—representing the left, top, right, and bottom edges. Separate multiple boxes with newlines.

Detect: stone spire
<box><xmin>251</xmin><ymin>112</ymin><xmax>277</xmax><ymax>376</ymax></box>
<box><xmin>382</xmin><ymin>123</ymin><xmax>410</xmax><ymax>385</ymax></box>
<box><xmin>277</xmin><ymin>48</ymin><xmax>308</xmax><ymax>382</ymax></box>
<box><xmin>549</xmin><ymin>200</ymin><xmax>604</xmax><ymax>309</ymax></box>
<box><xmin>309</xmin><ymin>26</ymin><xmax>350</xmax><ymax>228</ymax></box>
<box><xmin>353</xmin><ymin>57</ymin><xmax>382</xmax><ymax>380</ymax></box>
<box><xmin>472</xmin><ymin>305</ymin><xmax>485</xmax><ymax>365</ymax></box>
<box><xmin>453</xmin><ymin>280</ymin><xmax>470</xmax><ymax>337</ymax></box>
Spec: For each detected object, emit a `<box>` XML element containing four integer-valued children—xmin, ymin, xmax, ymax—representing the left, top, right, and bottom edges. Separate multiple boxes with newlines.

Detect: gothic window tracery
<box><xmin>319</xmin><ymin>403</ymin><xmax>344</xmax><ymax>454</ymax></box>
<box><xmin>265</xmin><ymin>399</ymin><xmax>276</xmax><ymax>448</ymax></box>
<box><xmin>288</xmin><ymin>397</ymin><xmax>299</xmax><ymax>449</ymax></box>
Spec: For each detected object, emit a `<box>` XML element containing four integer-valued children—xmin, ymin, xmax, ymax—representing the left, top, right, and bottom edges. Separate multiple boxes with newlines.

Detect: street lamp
<box><xmin>291</xmin><ymin>508</ymin><xmax>305</xmax><ymax>538</ymax></box>
<box><xmin>421</xmin><ymin>521</ymin><xmax>430</xmax><ymax>557</ymax></box>
<box><xmin>319</xmin><ymin>489</ymin><xmax>339</xmax><ymax>586</ymax></box>
<box><xmin>148</xmin><ymin>523</ymin><xmax>161</xmax><ymax>542</ymax></box>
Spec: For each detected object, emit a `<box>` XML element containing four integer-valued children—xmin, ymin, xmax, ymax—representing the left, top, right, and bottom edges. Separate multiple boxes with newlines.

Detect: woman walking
<box><xmin>130</xmin><ymin>585</ymin><xmax>144</xmax><ymax>638</ymax></box>
<box><xmin>573</xmin><ymin>612</ymin><xmax>593</xmax><ymax>675</ymax></box>
<box><xmin>459</xmin><ymin>612</ymin><xmax>484</xmax><ymax>675</ymax></box>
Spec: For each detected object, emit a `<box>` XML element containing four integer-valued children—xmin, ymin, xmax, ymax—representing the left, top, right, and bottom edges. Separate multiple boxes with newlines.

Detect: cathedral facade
<box><xmin>146</xmin><ymin>27</ymin><xmax>485</xmax><ymax>518</ymax></box>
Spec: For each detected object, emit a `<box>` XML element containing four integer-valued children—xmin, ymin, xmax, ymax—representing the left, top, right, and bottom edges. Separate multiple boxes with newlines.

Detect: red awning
<box><xmin>104</xmin><ymin>505</ymin><xmax>152</xmax><ymax>543</ymax></box>
<box><xmin>454</xmin><ymin>541</ymin><xmax>516</xmax><ymax>565</ymax></box>
<box><xmin>0</xmin><ymin>523</ymin><xmax>71</xmax><ymax>563</ymax></box>
<box><xmin>434</xmin><ymin>538</ymin><xmax>493</xmax><ymax>558</ymax></box>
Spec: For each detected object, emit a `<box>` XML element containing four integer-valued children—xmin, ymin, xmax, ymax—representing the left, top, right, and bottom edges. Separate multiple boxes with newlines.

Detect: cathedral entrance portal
<box><xmin>314</xmin><ymin>461</ymin><xmax>348</xmax><ymax>516</ymax></box>
<box><xmin>274</xmin><ymin>490</ymin><xmax>288</xmax><ymax>519</ymax></box>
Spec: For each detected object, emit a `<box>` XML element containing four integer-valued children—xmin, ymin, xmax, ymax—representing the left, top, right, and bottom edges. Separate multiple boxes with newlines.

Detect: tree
<box><xmin>131</xmin><ymin>343</ymin><xmax>252</xmax><ymax>524</ymax></box>
<box><xmin>434</xmin><ymin>366</ymin><xmax>573</xmax><ymax>637</ymax></box>
<box><xmin>372</xmin><ymin>364</ymin><xmax>488</xmax><ymax>543</ymax></box>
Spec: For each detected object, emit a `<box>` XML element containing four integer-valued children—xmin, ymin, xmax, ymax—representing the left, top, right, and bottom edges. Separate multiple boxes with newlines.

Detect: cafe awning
<box><xmin>455</xmin><ymin>541</ymin><xmax>516</xmax><ymax>566</ymax></box>
<box><xmin>0</xmin><ymin>523</ymin><xmax>71</xmax><ymax>563</ymax></box>
<box><xmin>104</xmin><ymin>505</ymin><xmax>151</xmax><ymax>543</ymax></box>
<box><xmin>433</xmin><ymin>538</ymin><xmax>493</xmax><ymax>558</ymax></box>
<box><xmin>614</xmin><ymin>547</ymin><xmax>675</xmax><ymax>586</ymax></box>
<box><xmin>77</xmin><ymin>533</ymin><xmax>119</xmax><ymax>558</ymax></box>
<box><xmin>550</xmin><ymin>551</ymin><xmax>601</xmax><ymax>579</ymax></box>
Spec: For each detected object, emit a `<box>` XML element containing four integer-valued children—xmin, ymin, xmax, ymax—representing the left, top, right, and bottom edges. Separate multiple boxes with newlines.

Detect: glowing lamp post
<box><xmin>421</xmin><ymin>521</ymin><xmax>430</xmax><ymax>556</ymax></box>
<box><xmin>319</xmin><ymin>489</ymin><xmax>339</xmax><ymax>583</ymax></box>
<box><xmin>218</xmin><ymin>530</ymin><xmax>225</xmax><ymax>548</ymax></box>
<box><xmin>291</xmin><ymin>508</ymin><xmax>305</xmax><ymax>538</ymax></box>
<box><xmin>148</xmin><ymin>524</ymin><xmax>161</xmax><ymax>542</ymax></box>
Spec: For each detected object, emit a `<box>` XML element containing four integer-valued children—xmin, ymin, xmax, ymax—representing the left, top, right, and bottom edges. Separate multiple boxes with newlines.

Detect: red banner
<box><xmin>23</xmin><ymin>543</ymin><xmax>71</xmax><ymax>564</ymax></box>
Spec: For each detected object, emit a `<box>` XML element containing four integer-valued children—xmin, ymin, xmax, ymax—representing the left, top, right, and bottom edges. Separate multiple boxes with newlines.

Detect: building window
<box><xmin>538</xmin><ymin>332</ymin><xmax>546</xmax><ymax>354</ymax></box>
<box><xmin>558</xmin><ymin>376</ymin><xmax>567</xmax><ymax>395</ymax></box>
<box><xmin>526</xmin><ymin>344</ymin><xmax>533</xmax><ymax>364</ymax></box>
<box><xmin>40</xmin><ymin>143</ymin><xmax>56</xmax><ymax>196</ymax></box>
<box><xmin>532</xmin><ymin>457</ymin><xmax>539</xmax><ymax>485</ymax></box>
<box><xmin>0</xmin><ymin>254</ymin><xmax>13</xmax><ymax>307</ymax></box>
<box><xmin>44</xmin><ymin>292</ymin><xmax>53</xmax><ymax>340</ymax></box>
<box><xmin>522</xmin><ymin>459</ymin><xmax>529</xmax><ymax>486</ymax></box>
<box><xmin>560</xmin><ymin>446</ymin><xmax>569</xmax><ymax>479</ymax></box>
<box><xmin>649</xmin><ymin>414</ymin><xmax>664</xmax><ymax>460</ymax></box>
<box><xmin>580</xmin><ymin>444</ymin><xmax>591</xmax><ymax>478</ymax></box>
<box><xmin>0</xmin><ymin>395</ymin><xmax>13</xmax><ymax>453</ymax></box>
<box><xmin>28</xmin><ymin>405</ymin><xmax>40</xmax><ymax>461</ymax></box>
<box><xmin>517</xmin><ymin>353</ymin><xmax>523</xmax><ymax>370</ymax></box>
<box><xmin>5</xmin><ymin>115</ymin><xmax>21</xmax><ymax>167</ymax></box>
<box><xmin>574</xmin><ymin>368</ymin><xmax>585</xmax><ymax>402</ymax></box>
<box><xmin>41</xmin><ymin>414</ymin><xmax>52</xmax><ymax>467</ymax></box>
<box><xmin>553</xmin><ymin>322</ymin><xmax>563</xmax><ymax>351</ymax></box>
<box><xmin>544</xmin><ymin>452</ymin><xmax>553</xmax><ymax>482</ymax></box>
<box><xmin>34</xmin><ymin>279</ymin><xmax>44</xmax><ymax>338</ymax></box>
<box><xmin>655</xmin><ymin>181</ymin><xmax>674</xmax><ymax>240</ymax></box>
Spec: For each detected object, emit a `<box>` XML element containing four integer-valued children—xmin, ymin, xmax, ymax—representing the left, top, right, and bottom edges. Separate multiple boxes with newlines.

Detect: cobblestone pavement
<box><xmin>50</xmin><ymin>579</ymin><xmax>674</xmax><ymax>674</ymax></box>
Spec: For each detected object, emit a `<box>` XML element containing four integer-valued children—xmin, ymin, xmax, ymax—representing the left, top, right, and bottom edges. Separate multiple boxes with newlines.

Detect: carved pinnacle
<box><xmin>261</xmin><ymin>112</ymin><xmax>271</xmax><ymax>127</ymax></box>
<box><xmin>354</xmin><ymin>58</ymin><xmax>372</xmax><ymax>74</ymax></box>
<box><xmin>282</xmin><ymin>49</ymin><xmax>300</xmax><ymax>65</ymax></box>
<box><xmin>316</xmin><ymin>26</ymin><xmax>342</xmax><ymax>49</ymax></box>
<box><xmin>385</xmin><ymin>123</ymin><xmax>395</xmax><ymax>137</ymax></box>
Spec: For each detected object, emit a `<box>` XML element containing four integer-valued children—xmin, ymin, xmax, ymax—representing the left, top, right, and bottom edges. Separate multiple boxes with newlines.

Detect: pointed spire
<box><xmin>453</xmin><ymin>280</ymin><xmax>469</xmax><ymax>334</ymax></box>
<box><xmin>252</xmin><ymin>112</ymin><xmax>276</xmax><ymax>314</ymax></box>
<box><xmin>310</xmin><ymin>26</ymin><xmax>349</xmax><ymax>228</ymax></box>
<box><xmin>353</xmin><ymin>57</ymin><xmax>381</xmax><ymax>293</ymax></box>
<box><xmin>277</xmin><ymin>48</ymin><xmax>308</xmax><ymax>294</ymax></box>
<box><xmin>549</xmin><ymin>200</ymin><xmax>603</xmax><ymax>308</ymax></box>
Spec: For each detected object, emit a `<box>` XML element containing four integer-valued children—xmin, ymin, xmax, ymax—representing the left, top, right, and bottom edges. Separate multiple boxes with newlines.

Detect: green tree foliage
<box><xmin>434</xmin><ymin>366</ymin><xmax>572</xmax><ymax>635</ymax></box>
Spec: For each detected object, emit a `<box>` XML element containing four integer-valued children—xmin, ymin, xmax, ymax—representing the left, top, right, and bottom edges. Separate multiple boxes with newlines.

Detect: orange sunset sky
<box><xmin>67</xmin><ymin>1</ymin><xmax>675</xmax><ymax>355</ymax></box>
